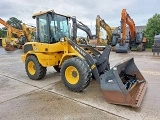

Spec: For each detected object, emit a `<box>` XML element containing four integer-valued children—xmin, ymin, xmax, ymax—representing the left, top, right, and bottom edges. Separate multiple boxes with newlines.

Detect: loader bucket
<box><xmin>100</xmin><ymin>58</ymin><xmax>147</xmax><ymax>107</ymax></box>
<box><xmin>4</xmin><ymin>43</ymin><xmax>16</xmax><ymax>51</ymax></box>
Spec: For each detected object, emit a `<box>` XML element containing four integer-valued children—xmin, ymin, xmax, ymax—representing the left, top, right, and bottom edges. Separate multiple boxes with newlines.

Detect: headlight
<box><xmin>60</xmin><ymin>37</ymin><xmax>65</xmax><ymax>42</ymax></box>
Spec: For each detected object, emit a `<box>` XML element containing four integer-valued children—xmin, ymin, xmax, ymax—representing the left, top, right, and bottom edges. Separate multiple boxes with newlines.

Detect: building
<box><xmin>126</xmin><ymin>25</ymin><xmax>146</xmax><ymax>33</ymax></box>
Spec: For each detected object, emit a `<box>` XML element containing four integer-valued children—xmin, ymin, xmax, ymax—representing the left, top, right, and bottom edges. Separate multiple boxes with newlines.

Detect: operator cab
<box><xmin>32</xmin><ymin>10</ymin><xmax>71</xmax><ymax>44</ymax></box>
<box><xmin>136</xmin><ymin>32</ymin><xmax>144</xmax><ymax>43</ymax></box>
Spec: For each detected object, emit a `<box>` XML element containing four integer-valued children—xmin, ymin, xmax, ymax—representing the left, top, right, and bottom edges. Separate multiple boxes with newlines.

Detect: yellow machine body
<box><xmin>21</xmin><ymin>40</ymin><xmax>83</xmax><ymax>67</ymax></box>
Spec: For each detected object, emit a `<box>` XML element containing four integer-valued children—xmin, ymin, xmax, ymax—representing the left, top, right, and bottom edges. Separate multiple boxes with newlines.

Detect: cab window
<box><xmin>38</xmin><ymin>14</ymin><xmax>48</xmax><ymax>43</ymax></box>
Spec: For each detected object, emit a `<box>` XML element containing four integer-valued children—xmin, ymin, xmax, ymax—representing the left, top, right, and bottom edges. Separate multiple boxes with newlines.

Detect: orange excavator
<box><xmin>115</xmin><ymin>9</ymin><xmax>146</xmax><ymax>53</ymax></box>
<box><xmin>0</xmin><ymin>18</ymin><xmax>36</xmax><ymax>51</ymax></box>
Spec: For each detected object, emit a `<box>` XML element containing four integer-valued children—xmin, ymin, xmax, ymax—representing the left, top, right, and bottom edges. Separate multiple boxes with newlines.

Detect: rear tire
<box><xmin>61</xmin><ymin>57</ymin><xmax>91</xmax><ymax>92</ymax></box>
<box><xmin>25</xmin><ymin>55</ymin><xmax>47</xmax><ymax>80</ymax></box>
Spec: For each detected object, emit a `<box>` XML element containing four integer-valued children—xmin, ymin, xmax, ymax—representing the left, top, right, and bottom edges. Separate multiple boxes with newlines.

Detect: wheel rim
<box><xmin>65</xmin><ymin>66</ymin><xmax>79</xmax><ymax>84</ymax></box>
<box><xmin>28</xmin><ymin>61</ymin><xmax>36</xmax><ymax>75</ymax></box>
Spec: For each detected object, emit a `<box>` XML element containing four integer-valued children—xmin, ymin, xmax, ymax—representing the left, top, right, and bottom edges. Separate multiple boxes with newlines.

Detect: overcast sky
<box><xmin>0</xmin><ymin>0</ymin><xmax>159</xmax><ymax>35</ymax></box>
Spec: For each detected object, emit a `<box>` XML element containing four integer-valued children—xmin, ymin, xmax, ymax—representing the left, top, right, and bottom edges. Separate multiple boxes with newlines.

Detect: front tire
<box><xmin>25</xmin><ymin>55</ymin><xmax>47</xmax><ymax>80</ymax></box>
<box><xmin>61</xmin><ymin>57</ymin><xmax>91</xmax><ymax>92</ymax></box>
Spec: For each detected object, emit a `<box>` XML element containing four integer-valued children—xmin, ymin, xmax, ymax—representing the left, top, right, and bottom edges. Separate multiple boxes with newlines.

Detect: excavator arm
<box><xmin>0</xmin><ymin>18</ymin><xmax>9</xmax><ymax>27</ymax></box>
<box><xmin>121</xmin><ymin>9</ymin><xmax>136</xmax><ymax>43</ymax></box>
<box><xmin>96</xmin><ymin>15</ymin><xmax>112</xmax><ymax>45</ymax></box>
<box><xmin>22</xmin><ymin>23</ymin><xmax>36</xmax><ymax>42</ymax></box>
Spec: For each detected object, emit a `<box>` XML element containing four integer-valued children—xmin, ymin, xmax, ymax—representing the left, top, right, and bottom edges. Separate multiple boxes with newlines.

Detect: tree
<box><xmin>0</xmin><ymin>28</ymin><xmax>6</xmax><ymax>37</ymax></box>
<box><xmin>7</xmin><ymin>17</ymin><xmax>22</xmax><ymax>30</ymax></box>
<box><xmin>1</xmin><ymin>17</ymin><xmax>23</xmax><ymax>38</ymax></box>
<box><xmin>143</xmin><ymin>13</ymin><xmax>160</xmax><ymax>48</ymax></box>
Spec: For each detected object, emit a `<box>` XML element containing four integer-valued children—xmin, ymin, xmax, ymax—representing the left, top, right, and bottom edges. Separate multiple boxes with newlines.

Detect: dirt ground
<box><xmin>0</xmin><ymin>47</ymin><xmax>160</xmax><ymax>120</ymax></box>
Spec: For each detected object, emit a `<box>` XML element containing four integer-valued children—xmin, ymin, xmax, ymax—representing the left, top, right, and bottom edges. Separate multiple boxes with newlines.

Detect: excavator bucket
<box><xmin>115</xmin><ymin>43</ymin><xmax>130</xmax><ymax>53</ymax></box>
<box><xmin>4</xmin><ymin>42</ymin><xmax>16</xmax><ymax>51</ymax></box>
<box><xmin>100</xmin><ymin>58</ymin><xmax>147</xmax><ymax>107</ymax></box>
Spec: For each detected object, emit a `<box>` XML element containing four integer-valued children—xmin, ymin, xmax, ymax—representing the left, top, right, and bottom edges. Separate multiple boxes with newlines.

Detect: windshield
<box><xmin>136</xmin><ymin>32</ymin><xmax>143</xmax><ymax>41</ymax></box>
<box><xmin>49</xmin><ymin>14</ymin><xmax>70</xmax><ymax>42</ymax></box>
<box><xmin>139</xmin><ymin>32</ymin><xmax>143</xmax><ymax>39</ymax></box>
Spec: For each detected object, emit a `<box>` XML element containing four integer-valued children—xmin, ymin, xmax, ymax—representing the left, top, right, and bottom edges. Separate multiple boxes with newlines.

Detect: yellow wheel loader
<box><xmin>21</xmin><ymin>10</ymin><xmax>147</xmax><ymax>107</ymax></box>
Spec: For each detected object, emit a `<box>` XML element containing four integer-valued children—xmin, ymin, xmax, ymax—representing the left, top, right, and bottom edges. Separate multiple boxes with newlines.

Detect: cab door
<box><xmin>36</xmin><ymin>13</ymin><xmax>50</xmax><ymax>52</ymax></box>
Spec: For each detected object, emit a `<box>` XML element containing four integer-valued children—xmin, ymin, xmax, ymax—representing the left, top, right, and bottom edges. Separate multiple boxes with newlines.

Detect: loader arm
<box><xmin>68</xmin><ymin>39</ymin><xmax>110</xmax><ymax>82</ymax></box>
<box><xmin>72</xmin><ymin>17</ymin><xmax>94</xmax><ymax>40</ymax></box>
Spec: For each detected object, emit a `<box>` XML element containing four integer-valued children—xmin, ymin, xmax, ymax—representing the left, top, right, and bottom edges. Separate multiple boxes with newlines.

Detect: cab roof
<box><xmin>32</xmin><ymin>10</ymin><xmax>71</xmax><ymax>19</ymax></box>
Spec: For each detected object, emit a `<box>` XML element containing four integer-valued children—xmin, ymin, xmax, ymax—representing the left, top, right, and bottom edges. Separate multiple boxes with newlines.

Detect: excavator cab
<box><xmin>111</xmin><ymin>33</ymin><xmax>121</xmax><ymax>46</ymax></box>
<box><xmin>22</xmin><ymin>10</ymin><xmax>147</xmax><ymax>107</ymax></box>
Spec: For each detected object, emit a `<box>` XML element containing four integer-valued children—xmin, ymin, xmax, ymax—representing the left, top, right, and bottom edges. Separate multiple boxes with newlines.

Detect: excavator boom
<box><xmin>21</xmin><ymin>23</ymin><xmax>36</xmax><ymax>44</ymax></box>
